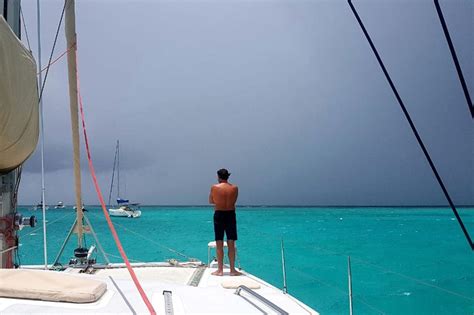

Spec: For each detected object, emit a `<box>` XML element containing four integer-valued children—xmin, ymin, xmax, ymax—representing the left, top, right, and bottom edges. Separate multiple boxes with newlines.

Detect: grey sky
<box><xmin>17</xmin><ymin>0</ymin><xmax>472</xmax><ymax>206</ymax></box>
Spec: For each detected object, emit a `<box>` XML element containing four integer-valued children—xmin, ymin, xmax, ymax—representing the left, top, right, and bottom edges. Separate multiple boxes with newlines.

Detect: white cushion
<box><xmin>221</xmin><ymin>277</ymin><xmax>261</xmax><ymax>289</ymax></box>
<box><xmin>0</xmin><ymin>269</ymin><xmax>107</xmax><ymax>303</ymax></box>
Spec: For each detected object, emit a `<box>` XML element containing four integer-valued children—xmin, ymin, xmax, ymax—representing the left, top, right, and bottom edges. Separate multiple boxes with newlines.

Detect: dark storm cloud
<box><xmin>23</xmin><ymin>141</ymin><xmax>156</xmax><ymax>174</ymax></box>
<box><xmin>17</xmin><ymin>0</ymin><xmax>473</xmax><ymax>205</ymax></box>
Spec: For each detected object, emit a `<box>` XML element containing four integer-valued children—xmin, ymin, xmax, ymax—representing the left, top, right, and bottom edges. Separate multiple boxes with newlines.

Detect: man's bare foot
<box><xmin>230</xmin><ymin>270</ymin><xmax>242</xmax><ymax>276</ymax></box>
<box><xmin>211</xmin><ymin>270</ymin><xmax>224</xmax><ymax>276</ymax></box>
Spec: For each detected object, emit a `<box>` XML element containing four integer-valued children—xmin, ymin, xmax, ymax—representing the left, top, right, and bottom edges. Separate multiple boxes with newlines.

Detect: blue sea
<box><xmin>17</xmin><ymin>206</ymin><xmax>473</xmax><ymax>314</ymax></box>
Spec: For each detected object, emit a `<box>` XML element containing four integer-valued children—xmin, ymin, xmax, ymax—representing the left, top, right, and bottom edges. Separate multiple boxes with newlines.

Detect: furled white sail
<box><xmin>0</xmin><ymin>16</ymin><xmax>39</xmax><ymax>173</ymax></box>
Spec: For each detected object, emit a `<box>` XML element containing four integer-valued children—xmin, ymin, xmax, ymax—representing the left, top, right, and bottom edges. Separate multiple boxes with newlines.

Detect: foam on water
<box><xmin>16</xmin><ymin>206</ymin><xmax>474</xmax><ymax>315</ymax></box>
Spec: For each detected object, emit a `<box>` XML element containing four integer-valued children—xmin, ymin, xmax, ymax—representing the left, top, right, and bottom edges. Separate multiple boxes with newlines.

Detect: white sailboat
<box><xmin>0</xmin><ymin>1</ymin><xmax>317</xmax><ymax>314</ymax></box>
<box><xmin>107</xmin><ymin>140</ymin><xmax>142</xmax><ymax>218</ymax></box>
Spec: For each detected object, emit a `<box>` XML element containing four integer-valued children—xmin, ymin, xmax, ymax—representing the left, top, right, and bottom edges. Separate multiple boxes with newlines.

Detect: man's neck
<box><xmin>218</xmin><ymin>179</ymin><xmax>228</xmax><ymax>184</ymax></box>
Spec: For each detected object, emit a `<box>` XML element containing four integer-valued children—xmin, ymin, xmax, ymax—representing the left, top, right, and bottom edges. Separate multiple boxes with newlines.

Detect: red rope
<box><xmin>75</xmin><ymin>54</ymin><xmax>157</xmax><ymax>315</ymax></box>
<box><xmin>37</xmin><ymin>44</ymin><xmax>75</xmax><ymax>75</ymax></box>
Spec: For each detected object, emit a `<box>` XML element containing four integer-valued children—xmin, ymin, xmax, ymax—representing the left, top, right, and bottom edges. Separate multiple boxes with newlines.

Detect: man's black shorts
<box><xmin>213</xmin><ymin>210</ymin><xmax>237</xmax><ymax>241</ymax></box>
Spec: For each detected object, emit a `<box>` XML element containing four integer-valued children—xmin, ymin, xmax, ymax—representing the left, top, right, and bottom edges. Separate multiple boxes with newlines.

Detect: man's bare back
<box><xmin>209</xmin><ymin>183</ymin><xmax>238</xmax><ymax>211</ymax></box>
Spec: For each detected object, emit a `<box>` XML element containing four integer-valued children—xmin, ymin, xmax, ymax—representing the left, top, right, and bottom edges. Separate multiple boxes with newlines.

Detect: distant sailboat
<box><xmin>33</xmin><ymin>201</ymin><xmax>49</xmax><ymax>211</ymax></box>
<box><xmin>107</xmin><ymin>140</ymin><xmax>141</xmax><ymax>218</ymax></box>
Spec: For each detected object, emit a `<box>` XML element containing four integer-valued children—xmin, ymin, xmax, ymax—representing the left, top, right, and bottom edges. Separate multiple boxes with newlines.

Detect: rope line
<box><xmin>75</xmin><ymin>55</ymin><xmax>156</xmax><ymax>315</ymax></box>
<box><xmin>37</xmin><ymin>45</ymin><xmax>74</xmax><ymax>75</ymax></box>
<box><xmin>22</xmin><ymin>212</ymin><xmax>74</xmax><ymax>238</ymax></box>
<box><xmin>104</xmin><ymin>252</ymin><xmax>143</xmax><ymax>263</ymax></box>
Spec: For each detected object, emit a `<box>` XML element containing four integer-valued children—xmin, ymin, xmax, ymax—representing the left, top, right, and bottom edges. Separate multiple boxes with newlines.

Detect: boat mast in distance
<box><xmin>107</xmin><ymin>140</ymin><xmax>119</xmax><ymax>206</ymax></box>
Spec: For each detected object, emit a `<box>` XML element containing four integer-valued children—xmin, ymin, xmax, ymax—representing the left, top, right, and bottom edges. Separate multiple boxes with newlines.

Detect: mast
<box><xmin>117</xmin><ymin>140</ymin><xmax>120</xmax><ymax>199</ymax></box>
<box><xmin>36</xmin><ymin>0</ymin><xmax>48</xmax><ymax>271</ymax></box>
<box><xmin>64</xmin><ymin>0</ymin><xmax>83</xmax><ymax>247</ymax></box>
<box><xmin>107</xmin><ymin>140</ymin><xmax>119</xmax><ymax>206</ymax></box>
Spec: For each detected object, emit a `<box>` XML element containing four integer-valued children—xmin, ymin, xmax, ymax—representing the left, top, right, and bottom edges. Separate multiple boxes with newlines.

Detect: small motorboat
<box><xmin>54</xmin><ymin>201</ymin><xmax>66</xmax><ymax>209</ymax></box>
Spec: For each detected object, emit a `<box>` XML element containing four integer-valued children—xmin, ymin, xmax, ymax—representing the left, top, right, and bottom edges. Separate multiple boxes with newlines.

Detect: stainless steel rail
<box><xmin>235</xmin><ymin>285</ymin><xmax>289</xmax><ymax>315</ymax></box>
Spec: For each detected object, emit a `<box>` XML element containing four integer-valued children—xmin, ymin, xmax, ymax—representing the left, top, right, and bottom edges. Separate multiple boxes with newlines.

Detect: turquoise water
<box><xmin>17</xmin><ymin>206</ymin><xmax>473</xmax><ymax>314</ymax></box>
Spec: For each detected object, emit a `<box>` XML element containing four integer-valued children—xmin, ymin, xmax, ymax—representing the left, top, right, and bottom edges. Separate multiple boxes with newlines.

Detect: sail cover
<box><xmin>117</xmin><ymin>198</ymin><xmax>129</xmax><ymax>204</ymax></box>
<box><xmin>0</xmin><ymin>16</ymin><xmax>39</xmax><ymax>173</ymax></box>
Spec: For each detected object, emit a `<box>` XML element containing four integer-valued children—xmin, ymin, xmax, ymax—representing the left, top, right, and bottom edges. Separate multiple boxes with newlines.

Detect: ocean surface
<box><xmin>17</xmin><ymin>206</ymin><xmax>473</xmax><ymax>314</ymax></box>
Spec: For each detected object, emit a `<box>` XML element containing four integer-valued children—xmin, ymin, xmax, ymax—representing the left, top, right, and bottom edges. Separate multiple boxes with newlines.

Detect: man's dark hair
<box><xmin>217</xmin><ymin>168</ymin><xmax>231</xmax><ymax>180</ymax></box>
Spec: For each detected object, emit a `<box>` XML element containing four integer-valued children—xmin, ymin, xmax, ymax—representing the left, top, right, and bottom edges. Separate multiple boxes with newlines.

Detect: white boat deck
<box><xmin>0</xmin><ymin>262</ymin><xmax>318</xmax><ymax>314</ymax></box>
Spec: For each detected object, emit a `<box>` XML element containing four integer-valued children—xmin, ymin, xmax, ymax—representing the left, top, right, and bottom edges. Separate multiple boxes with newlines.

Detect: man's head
<box><xmin>217</xmin><ymin>168</ymin><xmax>231</xmax><ymax>182</ymax></box>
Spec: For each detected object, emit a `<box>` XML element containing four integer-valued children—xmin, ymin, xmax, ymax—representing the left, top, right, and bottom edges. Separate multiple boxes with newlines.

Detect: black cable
<box><xmin>434</xmin><ymin>0</ymin><xmax>473</xmax><ymax>118</ymax></box>
<box><xmin>19</xmin><ymin>5</ymin><xmax>32</xmax><ymax>52</ymax></box>
<box><xmin>347</xmin><ymin>0</ymin><xmax>473</xmax><ymax>250</ymax></box>
<box><xmin>38</xmin><ymin>0</ymin><xmax>68</xmax><ymax>106</ymax></box>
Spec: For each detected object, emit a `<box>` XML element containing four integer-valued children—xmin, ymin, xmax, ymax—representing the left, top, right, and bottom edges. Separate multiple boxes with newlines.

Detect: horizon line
<box><xmin>18</xmin><ymin>204</ymin><xmax>474</xmax><ymax>208</ymax></box>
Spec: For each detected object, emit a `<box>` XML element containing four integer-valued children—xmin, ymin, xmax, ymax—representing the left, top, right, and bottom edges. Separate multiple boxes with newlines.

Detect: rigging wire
<box><xmin>36</xmin><ymin>0</ymin><xmax>48</xmax><ymax>271</ymax></box>
<box><xmin>433</xmin><ymin>0</ymin><xmax>473</xmax><ymax>118</ymax></box>
<box><xmin>34</xmin><ymin>0</ymin><xmax>68</xmax><ymax>271</ymax></box>
<box><xmin>22</xmin><ymin>212</ymin><xmax>75</xmax><ymax>238</ymax></box>
<box><xmin>290</xmin><ymin>267</ymin><xmax>387</xmax><ymax>315</ymax></box>
<box><xmin>88</xmin><ymin>212</ymin><xmax>195</xmax><ymax>261</ymax></box>
<box><xmin>347</xmin><ymin>0</ymin><xmax>473</xmax><ymax>250</ymax></box>
<box><xmin>37</xmin><ymin>0</ymin><xmax>67</xmax><ymax>105</ymax></box>
<box><xmin>108</xmin><ymin>217</ymin><xmax>196</xmax><ymax>261</ymax></box>
<box><xmin>300</xmin><ymin>243</ymin><xmax>474</xmax><ymax>302</ymax></box>
<box><xmin>19</xmin><ymin>5</ymin><xmax>31</xmax><ymax>52</ymax></box>
<box><xmin>247</xmin><ymin>228</ymin><xmax>472</xmax><ymax>301</ymax></box>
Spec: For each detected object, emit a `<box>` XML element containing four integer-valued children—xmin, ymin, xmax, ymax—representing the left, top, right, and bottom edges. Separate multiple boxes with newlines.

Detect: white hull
<box><xmin>33</xmin><ymin>206</ymin><xmax>49</xmax><ymax>211</ymax></box>
<box><xmin>0</xmin><ymin>262</ymin><xmax>318</xmax><ymax>314</ymax></box>
<box><xmin>108</xmin><ymin>208</ymin><xmax>141</xmax><ymax>218</ymax></box>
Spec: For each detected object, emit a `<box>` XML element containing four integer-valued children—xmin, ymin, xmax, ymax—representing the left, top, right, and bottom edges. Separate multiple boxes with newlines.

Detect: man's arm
<box><xmin>232</xmin><ymin>186</ymin><xmax>239</xmax><ymax>205</ymax></box>
<box><xmin>209</xmin><ymin>186</ymin><xmax>215</xmax><ymax>204</ymax></box>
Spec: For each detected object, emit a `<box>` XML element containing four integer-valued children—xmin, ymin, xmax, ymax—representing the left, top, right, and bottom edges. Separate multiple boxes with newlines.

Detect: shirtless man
<box><xmin>209</xmin><ymin>168</ymin><xmax>241</xmax><ymax>276</ymax></box>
